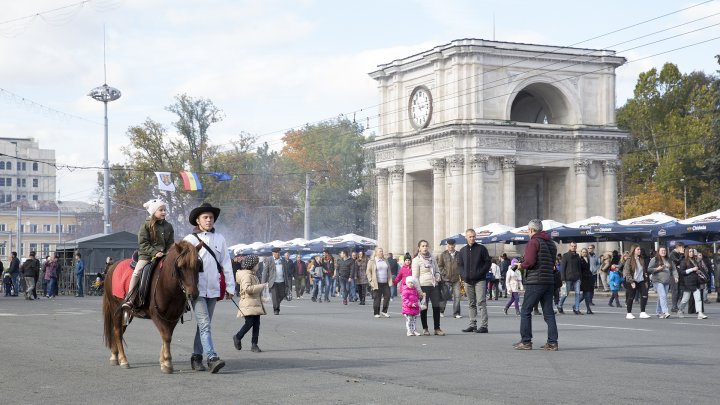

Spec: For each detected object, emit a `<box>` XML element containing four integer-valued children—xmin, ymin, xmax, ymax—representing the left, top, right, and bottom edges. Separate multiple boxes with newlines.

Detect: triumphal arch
<box><xmin>364</xmin><ymin>38</ymin><xmax>628</xmax><ymax>254</ymax></box>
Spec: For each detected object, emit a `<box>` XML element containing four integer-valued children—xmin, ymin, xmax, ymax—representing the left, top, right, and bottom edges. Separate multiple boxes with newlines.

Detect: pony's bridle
<box><xmin>152</xmin><ymin>248</ymin><xmax>196</xmax><ymax>323</ymax></box>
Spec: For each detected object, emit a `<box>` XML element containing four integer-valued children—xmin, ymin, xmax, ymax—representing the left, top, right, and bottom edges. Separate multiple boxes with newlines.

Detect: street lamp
<box><xmin>680</xmin><ymin>178</ymin><xmax>687</xmax><ymax>219</ymax></box>
<box><xmin>88</xmin><ymin>84</ymin><xmax>121</xmax><ymax>234</ymax></box>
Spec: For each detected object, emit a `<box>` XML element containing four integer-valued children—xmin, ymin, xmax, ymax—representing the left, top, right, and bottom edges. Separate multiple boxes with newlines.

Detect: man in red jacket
<box><xmin>514</xmin><ymin>219</ymin><xmax>559</xmax><ymax>350</ymax></box>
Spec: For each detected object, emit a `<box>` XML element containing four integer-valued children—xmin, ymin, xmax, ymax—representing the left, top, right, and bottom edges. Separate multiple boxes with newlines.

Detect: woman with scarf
<box><xmin>366</xmin><ymin>247</ymin><xmax>393</xmax><ymax>317</ymax></box>
<box><xmin>411</xmin><ymin>240</ymin><xmax>444</xmax><ymax>336</ymax></box>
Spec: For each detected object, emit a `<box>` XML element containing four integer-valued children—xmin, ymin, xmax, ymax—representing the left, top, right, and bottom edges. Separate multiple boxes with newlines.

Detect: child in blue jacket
<box><xmin>608</xmin><ymin>265</ymin><xmax>624</xmax><ymax>307</ymax></box>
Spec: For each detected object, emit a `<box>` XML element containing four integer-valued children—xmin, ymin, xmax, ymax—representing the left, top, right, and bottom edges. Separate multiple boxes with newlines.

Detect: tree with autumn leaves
<box><xmin>617</xmin><ymin>61</ymin><xmax>720</xmax><ymax>219</ymax></box>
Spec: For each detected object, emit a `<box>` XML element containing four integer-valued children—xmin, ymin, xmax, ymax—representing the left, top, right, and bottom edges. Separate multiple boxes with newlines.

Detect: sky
<box><xmin>1</xmin><ymin>0</ymin><xmax>719</xmax><ymax>205</ymax></box>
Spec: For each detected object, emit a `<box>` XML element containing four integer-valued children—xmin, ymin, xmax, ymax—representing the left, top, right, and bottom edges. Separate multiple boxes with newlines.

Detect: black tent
<box><xmin>56</xmin><ymin>231</ymin><xmax>137</xmax><ymax>279</ymax></box>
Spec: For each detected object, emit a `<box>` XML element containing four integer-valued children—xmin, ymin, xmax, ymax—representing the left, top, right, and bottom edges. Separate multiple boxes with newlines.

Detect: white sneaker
<box><xmin>374</xmin><ymin>314</ymin><xmax>380</xmax><ymax>318</ymax></box>
<box><xmin>639</xmin><ymin>312</ymin><xmax>651</xmax><ymax>319</ymax></box>
<box><xmin>440</xmin><ymin>313</ymin><xmax>445</xmax><ymax>318</ymax></box>
<box><xmin>454</xmin><ymin>314</ymin><xmax>462</xmax><ymax>319</ymax></box>
<box><xmin>626</xmin><ymin>313</ymin><xmax>635</xmax><ymax>319</ymax></box>
<box><xmin>661</xmin><ymin>313</ymin><xmax>671</xmax><ymax>319</ymax></box>
<box><xmin>698</xmin><ymin>312</ymin><xmax>708</xmax><ymax>319</ymax></box>
<box><xmin>407</xmin><ymin>331</ymin><xmax>413</xmax><ymax>336</ymax></box>
<box><xmin>381</xmin><ymin>312</ymin><xmax>390</xmax><ymax>318</ymax></box>
<box><xmin>413</xmin><ymin>330</ymin><xmax>422</xmax><ymax>336</ymax></box>
<box><xmin>678</xmin><ymin>311</ymin><xmax>684</xmax><ymax>318</ymax></box>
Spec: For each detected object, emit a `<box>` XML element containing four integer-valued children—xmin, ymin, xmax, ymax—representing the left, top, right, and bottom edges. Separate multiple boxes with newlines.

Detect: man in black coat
<box><xmin>457</xmin><ymin>228</ymin><xmax>492</xmax><ymax>333</ymax></box>
<box><xmin>558</xmin><ymin>241</ymin><xmax>582</xmax><ymax>314</ymax></box>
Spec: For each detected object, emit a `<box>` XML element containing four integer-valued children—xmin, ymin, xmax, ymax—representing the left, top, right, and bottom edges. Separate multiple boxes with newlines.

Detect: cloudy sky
<box><xmin>1</xmin><ymin>0</ymin><xmax>719</xmax><ymax>204</ymax></box>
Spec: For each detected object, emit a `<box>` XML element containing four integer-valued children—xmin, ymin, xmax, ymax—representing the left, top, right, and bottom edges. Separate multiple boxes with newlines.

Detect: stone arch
<box><xmin>507</xmin><ymin>79</ymin><xmax>580</xmax><ymax>125</ymax></box>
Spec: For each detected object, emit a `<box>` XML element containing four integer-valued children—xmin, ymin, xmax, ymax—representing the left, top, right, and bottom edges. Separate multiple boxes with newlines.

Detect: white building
<box><xmin>0</xmin><ymin>137</ymin><xmax>56</xmax><ymax>202</ymax></box>
<box><xmin>364</xmin><ymin>39</ymin><xmax>628</xmax><ymax>254</ymax></box>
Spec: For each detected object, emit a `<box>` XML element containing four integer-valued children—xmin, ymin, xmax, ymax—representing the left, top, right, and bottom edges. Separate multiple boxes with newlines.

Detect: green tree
<box><xmin>165</xmin><ymin>94</ymin><xmax>224</xmax><ymax>172</ymax></box>
<box><xmin>617</xmin><ymin>63</ymin><xmax>719</xmax><ymax>217</ymax></box>
<box><xmin>281</xmin><ymin>118</ymin><xmax>372</xmax><ymax>237</ymax></box>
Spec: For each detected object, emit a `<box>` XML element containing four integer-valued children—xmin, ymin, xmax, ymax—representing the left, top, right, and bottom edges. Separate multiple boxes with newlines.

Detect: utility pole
<box><xmin>304</xmin><ymin>172</ymin><xmax>311</xmax><ymax>240</ymax></box>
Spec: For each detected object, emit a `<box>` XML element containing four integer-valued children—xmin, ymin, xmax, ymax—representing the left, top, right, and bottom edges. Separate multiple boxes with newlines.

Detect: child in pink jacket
<box><xmin>402</xmin><ymin>276</ymin><xmax>422</xmax><ymax>336</ymax></box>
<box><xmin>394</xmin><ymin>253</ymin><xmax>413</xmax><ymax>295</ymax></box>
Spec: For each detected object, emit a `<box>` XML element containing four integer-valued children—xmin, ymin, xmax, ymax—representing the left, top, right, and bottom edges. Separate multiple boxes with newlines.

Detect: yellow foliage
<box><xmin>621</xmin><ymin>184</ymin><xmax>685</xmax><ymax>219</ymax></box>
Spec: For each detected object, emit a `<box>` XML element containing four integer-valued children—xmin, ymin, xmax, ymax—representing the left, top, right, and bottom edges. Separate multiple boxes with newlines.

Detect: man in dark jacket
<box><xmin>558</xmin><ymin>241</ymin><xmax>582</xmax><ymax>314</ymax></box>
<box><xmin>515</xmin><ymin>219</ymin><xmax>559</xmax><ymax>350</ymax></box>
<box><xmin>335</xmin><ymin>250</ymin><xmax>354</xmax><ymax>305</ymax></box>
<box><xmin>262</xmin><ymin>247</ymin><xmax>292</xmax><ymax>315</ymax></box>
<box><xmin>457</xmin><ymin>229</ymin><xmax>491</xmax><ymax>333</ymax></box>
<box><xmin>9</xmin><ymin>251</ymin><xmax>20</xmax><ymax>297</ymax></box>
<box><xmin>292</xmin><ymin>255</ymin><xmax>307</xmax><ymax>299</ymax></box>
<box><xmin>669</xmin><ymin>242</ymin><xmax>685</xmax><ymax>312</ymax></box>
<box><xmin>437</xmin><ymin>239</ymin><xmax>462</xmax><ymax>318</ymax></box>
<box><xmin>21</xmin><ymin>251</ymin><xmax>40</xmax><ymax>300</ymax></box>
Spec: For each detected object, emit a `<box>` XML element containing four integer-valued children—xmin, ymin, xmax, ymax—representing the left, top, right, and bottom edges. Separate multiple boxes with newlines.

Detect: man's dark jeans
<box><xmin>520</xmin><ymin>284</ymin><xmax>558</xmax><ymax>344</ymax></box>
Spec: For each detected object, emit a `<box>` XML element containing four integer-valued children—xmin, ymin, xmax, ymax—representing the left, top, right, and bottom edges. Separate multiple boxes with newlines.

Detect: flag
<box><xmin>154</xmin><ymin>171</ymin><xmax>176</xmax><ymax>192</ymax></box>
<box><xmin>179</xmin><ymin>171</ymin><xmax>202</xmax><ymax>191</ymax></box>
<box><xmin>206</xmin><ymin>172</ymin><xmax>233</xmax><ymax>182</ymax></box>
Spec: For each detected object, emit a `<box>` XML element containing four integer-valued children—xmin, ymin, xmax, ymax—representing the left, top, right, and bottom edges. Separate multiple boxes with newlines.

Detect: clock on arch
<box><xmin>408</xmin><ymin>85</ymin><xmax>432</xmax><ymax>129</ymax></box>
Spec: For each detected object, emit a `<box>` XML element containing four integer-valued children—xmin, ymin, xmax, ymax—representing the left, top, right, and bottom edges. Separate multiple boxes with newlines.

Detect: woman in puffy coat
<box><xmin>233</xmin><ymin>255</ymin><xmax>267</xmax><ymax>353</ymax></box>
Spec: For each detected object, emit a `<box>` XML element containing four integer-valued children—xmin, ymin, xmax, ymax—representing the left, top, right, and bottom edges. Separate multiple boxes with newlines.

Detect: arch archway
<box><xmin>509</xmin><ymin>82</ymin><xmax>576</xmax><ymax>125</ymax></box>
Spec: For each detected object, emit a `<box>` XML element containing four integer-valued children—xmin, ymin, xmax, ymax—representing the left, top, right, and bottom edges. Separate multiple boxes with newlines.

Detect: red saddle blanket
<box><xmin>111</xmin><ymin>259</ymin><xmax>134</xmax><ymax>299</ymax></box>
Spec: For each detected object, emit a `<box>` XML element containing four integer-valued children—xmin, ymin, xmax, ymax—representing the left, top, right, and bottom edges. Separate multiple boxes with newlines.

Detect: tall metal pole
<box><xmin>304</xmin><ymin>172</ymin><xmax>310</xmax><ymax>240</ymax></box>
<box><xmin>681</xmin><ymin>178</ymin><xmax>687</xmax><ymax>219</ymax></box>
<box><xmin>88</xmin><ymin>84</ymin><xmax>121</xmax><ymax>234</ymax></box>
<box><xmin>103</xmin><ymin>101</ymin><xmax>111</xmax><ymax>234</ymax></box>
<box><xmin>16</xmin><ymin>206</ymin><xmax>21</xmax><ymax>256</ymax></box>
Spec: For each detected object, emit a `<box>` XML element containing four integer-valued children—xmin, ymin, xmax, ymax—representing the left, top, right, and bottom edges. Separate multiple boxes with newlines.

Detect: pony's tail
<box><xmin>102</xmin><ymin>286</ymin><xmax>115</xmax><ymax>349</ymax></box>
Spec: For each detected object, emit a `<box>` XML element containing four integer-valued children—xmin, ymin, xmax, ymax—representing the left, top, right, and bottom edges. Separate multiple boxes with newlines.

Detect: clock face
<box><xmin>409</xmin><ymin>86</ymin><xmax>432</xmax><ymax>129</ymax></box>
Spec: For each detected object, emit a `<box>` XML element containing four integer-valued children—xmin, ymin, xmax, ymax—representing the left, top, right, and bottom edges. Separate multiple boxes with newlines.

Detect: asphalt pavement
<box><xmin>0</xmin><ymin>292</ymin><xmax>717</xmax><ymax>404</ymax></box>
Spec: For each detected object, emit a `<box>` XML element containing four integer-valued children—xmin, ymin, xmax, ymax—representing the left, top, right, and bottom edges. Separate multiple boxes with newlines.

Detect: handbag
<box><xmin>440</xmin><ymin>281</ymin><xmax>453</xmax><ymax>301</ymax></box>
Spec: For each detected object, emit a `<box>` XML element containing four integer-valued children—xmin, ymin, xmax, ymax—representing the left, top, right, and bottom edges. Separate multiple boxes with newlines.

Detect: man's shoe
<box><xmin>557</xmin><ymin>307</ymin><xmax>564</xmax><ymax>314</ymax></box>
<box><xmin>434</xmin><ymin>329</ymin><xmax>445</xmax><ymax>336</ymax></box>
<box><xmin>381</xmin><ymin>312</ymin><xmax>390</xmax><ymax>318</ymax></box>
<box><xmin>462</xmin><ymin>326</ymin><xmax>477</xmax><ymax>333</ymax></box>
<box><xmin>626</xmin><ymin>313</ymin><xmax>636</xmax><ymax>319</ymax></box>
<box><xmin>573</xmin><ymin>309</ymin><xmax>582</xmax><ymax>315</ymax></box>
<box><xmin>251</xmin><ymin>344</ymin><xmax>262</xmax><ymax>353</ymax></box>
<box><xmin>207</xmin><ymin>357</ymin><xmax>225</xmax><ymax>374</ymax></box>
<box><xmin>513</xmin><ymin>341</ymin><xmax>532</xmax><ymax>350</ymax></box>
<box><xmin>311</xmin><ymin>297</ymin><xmax>316</xmax><ymax>302</ymax></box>
<box><xmin>541</xmin><ymin>342</ymin><xmax>559</xmax><ymax>351</ymax></box>
<box><xmin>587</xmin><ymin>309</ymin><xmax>594</xmax><ymax>315</ymax></box>
<box><xmin>639</xmin><ymin>312</ymin><xmax>651</xmax><ymax>319</ymax></box>
<box><xmin>274</xmin><ymin>310</ymin><xmax>280</xmax><ymax>315</ymax></box>
<box><xmin>454</xmin><ymin>314</ymin><xmax>462</xmax><ymax>319</ymax></box>
<box><xmin>476</xmin><ymin>327</ymin><xmax>488</xmax><ymax>333</ymax></box>
<box><xmin>440</xmin><ymin>312</ymin><xmax>444</xmax><ymax>318</ymax></box>
<box><xmin>608</xmin><ymin>302</ymin><xmax>613</xmax><ymax>307</ymax></box>
<box><xmin>343</xmin><ymin>299</ymin><xmax>347</xmax><ymax>305</ymax></box>
<box><xmin>233</xmin><ymin>334</ymin><xmax>242</xmax><ymax>350</ymax></box>
<box><xmin>616</xmin><ymin>303</ymin><xmax>622</xmax><ymax>308</ymax></box>
<box><xmin>503</xmin><ymin>307</ymin><xmax>508</xmax><ymax>315</ymax></box>
<box><xmin>422</xmin><ymin>329</ymin><xmax>430</xmax><ymax>336</ymax></box>
<box><xmin>190</xmin><ymin>354</ymin><xmax>206</xmax><ymax>371</ymax></box>
<box><xmin>374</xmin><ymin>314</ymin><xmax>380</xmax><ymax>318</ymax></box>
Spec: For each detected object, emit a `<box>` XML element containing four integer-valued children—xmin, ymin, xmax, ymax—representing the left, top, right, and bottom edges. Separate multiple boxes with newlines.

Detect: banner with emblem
<box><xmin>154</xmin><ymin>171</ymin><xmax>176</xmax><ymax>192</ymax></box>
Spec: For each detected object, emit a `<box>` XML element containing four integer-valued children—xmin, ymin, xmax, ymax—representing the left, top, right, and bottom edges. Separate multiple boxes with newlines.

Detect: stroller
<box><xmin>88</xmin><ymin>272</ymin><xmax>105</xmax><ymax>296</ymax></box>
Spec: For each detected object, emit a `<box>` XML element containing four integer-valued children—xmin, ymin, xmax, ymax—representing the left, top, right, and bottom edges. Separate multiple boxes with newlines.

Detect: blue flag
<box><xmin>206</xmin><ymin>172</ymin><xmax>233</xmax><ymax>182</ymax></box>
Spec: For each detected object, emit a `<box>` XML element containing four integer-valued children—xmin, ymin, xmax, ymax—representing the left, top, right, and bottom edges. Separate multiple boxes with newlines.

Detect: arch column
<box><xmin>575</xmin><ymin>159</ymin><xmax>590</xmax><ymax>221</ymax></box>
<box><xmin>388</xmin><ymin>165</ymin><xmax>404</xmax><ymax>255</ymax></box>
<box><xmin>445</xmin><ymin>155</ymin><xmax>465</xmax><ymax>236</ymax></box>
<box><xmin>502</xmin><ymin>157</ymin><xmax>516</xmax><ymax>227</ymax></box>
<box><xmin>602</xmin><ymin>160</ymin><xmax>619</xmax><ymax>220</ymax></box>
<box><xmin>431</xmin><ymin>158</ymin><xmax>446</xmax><ymax>249</ymax></box>
<box><xmin>375</xmin><ymin>168</ymin><xmax>389</xmax><ymax>251</ymax></box>
<box><xmin>470</xmin><ymin>154</ymin><xmax>488</xmax><ymax>227</ymax></box>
